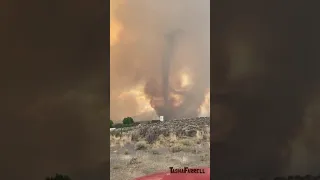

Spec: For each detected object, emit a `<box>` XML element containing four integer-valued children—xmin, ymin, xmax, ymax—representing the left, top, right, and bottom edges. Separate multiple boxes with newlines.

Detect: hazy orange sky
<box><xmin>110</xmin><ymin>0</ymin><xmax>210</xmax><ymax>121</ymax></box>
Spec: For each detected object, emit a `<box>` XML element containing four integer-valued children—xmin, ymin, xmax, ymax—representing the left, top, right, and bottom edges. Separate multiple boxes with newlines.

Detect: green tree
<box><xmin>110</xmin><ymin>120</ymin><xmax>114</xmax><ymax>128</ymax></box>
<box><xmin>122</xmin><ymin>117</ymin><xmax>134</xmax><ymax>125</ymax></box>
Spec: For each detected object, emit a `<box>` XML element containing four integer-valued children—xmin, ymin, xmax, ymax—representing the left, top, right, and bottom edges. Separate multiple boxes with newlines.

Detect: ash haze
<box><xmin>1</xmin><ymin>1</ymin><xmax>109</xmax><ymax>180</ymax></box>
<box><xmin>211</xmin><ymin>0</ymin><xmax>320</xmax><ymax>178</ymax></box>
<box><xmin>110</xmin><ymin>0</ymin><xmax>210</xmax><ymax>121</ymax></box>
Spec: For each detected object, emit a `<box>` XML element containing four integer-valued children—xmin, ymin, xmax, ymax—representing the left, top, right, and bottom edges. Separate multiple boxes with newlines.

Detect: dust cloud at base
<box><xmin>110</xmin><ymin>0</ymin><xmax>210</xmax><ymax>121</ymax></box>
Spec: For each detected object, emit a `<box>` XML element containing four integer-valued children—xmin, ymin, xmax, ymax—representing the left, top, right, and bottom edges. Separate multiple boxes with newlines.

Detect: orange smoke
<box><xmin>110</xmin><ymin>0</ymin><xmax>124</xmax><ymax>46</ymax></box>
<box><xmin>110</xmin><ymin>0</ymin><xmax>210</xmax><ymax>121</ymax></box>
<box><xmin>118</xmin><ymin>83</ymin><xmax>154</xmax><ymax>117</ymax></box>
<box><xmin>116</xmin><ymin>70</ymin><xmax>210</xmax><ymax>119</ymax></box>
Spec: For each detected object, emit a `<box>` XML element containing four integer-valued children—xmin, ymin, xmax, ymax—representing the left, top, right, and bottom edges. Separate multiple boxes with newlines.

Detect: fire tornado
<box><xmin>110</xmin><ymin>0</ymin><xmax>210</xmax><ymax>121</ymax></box>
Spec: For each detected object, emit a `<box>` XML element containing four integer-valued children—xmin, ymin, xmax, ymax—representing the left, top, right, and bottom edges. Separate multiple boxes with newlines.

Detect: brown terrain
<box><xmin>110</xmin><ymin>117</ymin><xmax>210</xmax><ymax>180</ymax></box>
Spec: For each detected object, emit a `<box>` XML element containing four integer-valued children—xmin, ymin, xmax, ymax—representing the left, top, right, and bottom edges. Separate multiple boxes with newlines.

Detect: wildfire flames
<box><xmin>117</xmin><ymin>69</ymin><xmax>210</xmax><ymax>119</ymax></box>
<box><xmin>110</xmin><ymin>0</ymin><xmax>210</xmax><ymax>120</ymax></box>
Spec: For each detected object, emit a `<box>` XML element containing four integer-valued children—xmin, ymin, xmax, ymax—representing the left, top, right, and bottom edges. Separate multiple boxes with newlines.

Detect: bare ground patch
<box><xmin>110</xmin><ymin>117</ymin><xmax>210</xmax><ymax>180</ymax></box>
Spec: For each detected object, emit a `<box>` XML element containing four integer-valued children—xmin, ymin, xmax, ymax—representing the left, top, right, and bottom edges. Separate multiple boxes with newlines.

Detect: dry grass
<box><xmin>134</xmin><ymin>141</ymin><xmax>148</xmax><ymax>150</ymax></box>
<box><xmin>110</xmin><ymin>118</ymin><xmax>210</xmax><ymax>180</ymax></box>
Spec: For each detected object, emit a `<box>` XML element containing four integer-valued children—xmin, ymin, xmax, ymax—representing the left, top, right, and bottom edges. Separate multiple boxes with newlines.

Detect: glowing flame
<box><xmin>172</xmin><ymin>68</ymin><xmax>194</xmax><ymax>91</ymax></box>
<box><xmin>118</xmin><ymin>83</ymin><xmax>154</xmax><ymax>116</ymax></box>
<box><xmin>170</xmin><ymin>93</ymin><xmax>184</xmax><ymax>107</ymax></box>
<box><xmin>117</xmin><ymin>70</ymin><xmax>210</xmax><ymax>119</ymax></box>
<box><xmin>180</xmin><ymin>73</ymin><xmax>192</xmax><ymax>88</ymax></box>
<box><xmin>169</xmin><ymin>70</ymin><xmax>193</xmax><ymax>107</ymax></box>
<box><xmin>198</xmin><ymin>89</ymin><xmax>210</xmax><ymax>117</ymax></box>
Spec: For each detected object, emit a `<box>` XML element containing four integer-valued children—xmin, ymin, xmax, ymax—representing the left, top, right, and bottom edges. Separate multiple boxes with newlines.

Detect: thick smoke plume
<box><xmin>212</xmin><ymin>1</ymin><xmax>320</xmax><ymax>177</ymax></box>
<box><xmin>110</xmin><ymin>0</ymin><xmax>210</xmax><ymax>121</ymax></box>
<box><xmin>1</xmin><ymin>1</ymin><xmax>108</xmax><ymax>179</ymax></box>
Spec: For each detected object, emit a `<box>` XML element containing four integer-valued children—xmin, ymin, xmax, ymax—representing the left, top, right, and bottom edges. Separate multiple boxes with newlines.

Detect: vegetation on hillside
<box><xmin>110</xmin><ymin>120</ymin><xmax>114</xmax><ymax>128</ymax></box>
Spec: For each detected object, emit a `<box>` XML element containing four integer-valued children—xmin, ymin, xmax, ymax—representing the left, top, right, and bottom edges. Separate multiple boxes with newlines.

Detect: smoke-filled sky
<box><xmin>211</xmin><ymin>0</ymin><xmax>320</xmax><ymax>177</ymax></box>
<box><xmin>1</xmin><ymin>1</ymin><xmax>109</xmax><ymax>179</ymax></box>
<box><xmin>110</xmin><ymin>0</ymin><xmax>210</xmax><ymax>121</ymax></box>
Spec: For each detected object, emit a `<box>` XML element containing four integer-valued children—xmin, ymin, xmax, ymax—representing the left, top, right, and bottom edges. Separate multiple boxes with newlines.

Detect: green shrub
<box><xmin>123</xmin><ymin>117</ymin><xmax>134</xmax><ymax>125</ymax></box>
<box><xmin>110</xmin><ymin>120</ymin><xmax>114</xmax><ymax>128</ymax></box>
<box><xmin>134</xmin><ymin>141</ymin><xmax>148</xmax><ymax>150</ymax></box>
<box><xmin>113</xmin><ymin>123</ymin><xmax>132</xmax><ymax>129</ymax></box>
<box><xmin>122</xmin><ymin>124</ymin><xmax>132</xmax><ymax>128</ymax></box>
